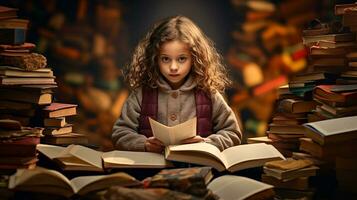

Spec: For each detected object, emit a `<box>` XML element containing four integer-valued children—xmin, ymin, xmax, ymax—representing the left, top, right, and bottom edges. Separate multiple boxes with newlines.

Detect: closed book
<box><xmin>272</xmin><ymin>115</ymin><xmax>307</xmax><ymax>125</ymax></box>
<box><xmin>43</xmin><ymin>103</ymin><xmax>77</xmax><ymax>118</ymax></box>
<box><xmin>303</xmin><ymin>116</ymin><xmax>357</xmax><ymax>145</ymax></box>
<box><xmin>0</xmin><ymin>76</ymin><xmax>56</xmax><ymax>85</ymax></box>
<box><xmin>0</xmin><ymin>66</ymin><xmax>53</xmax><ymax>77</ymax></box>
<box><xmin>313</xmin><ymin>85</ymin><xmax>357</xmax><ymax>105</ymax></box>
<box><xmin>41</xmin><ymin>133</ymin><xmax>87</xmax><ymax>145</ymax></box>
<box><xmin>263</xmin><ymin>166</ymin><xmax>318</xmax><ymax>181</ymax></box>
<box><xmin>0</xmin><ymin>28</ymin><xmax>26</xmax><ymax>45</ymax></box>
<box><xmin>0</xmin><ymin>19</ymin><xmax>28</xmax><ymax>29</ymax></box>
<box><xmin>303</xmin><ymin>33</ymin><xmax>355</xmax><ymax>45</ymax></box>
<box><xmin>317</xmin><ymin>40</ymin><xmax>356</xmax><ymax>48</ymax></box>
<box><xmin>0</xmin><ymin>88</ymin><xmax>52</xmax><ymax>105</ymax></box>
<box><xmin>310</xmin><ymin>46</ymin><xmax>351</xmax><ymax>57</ymax></box>
<box><xmin>0</xmin><ymin>6</ymin><xmax>17</xmax><ymax>20</ymax></box>
<box><xmin>269</xmin><ymin>124</ymin><xmax>306</xmax><ymax>135</ymax></box>
<box><xmin>261</xmin><ymin>174</ymin><xmax>309</xmax><ymax>190</ymax></box>
<box><xmin>299</xmin><ymin>137</ymin><xmax>357</xmax><ymax>158</ymax></box>
<box><xmin>278</xmin><ymin>99</ymin><xmax>317</xmax><ymax>114</ymax></box>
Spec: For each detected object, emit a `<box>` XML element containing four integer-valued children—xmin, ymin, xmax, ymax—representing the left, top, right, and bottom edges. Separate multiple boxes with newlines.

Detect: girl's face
<box><xmin>158</xmin><ymin>40</ymin><xmax>192</xmax><ymax>90</ymax></box>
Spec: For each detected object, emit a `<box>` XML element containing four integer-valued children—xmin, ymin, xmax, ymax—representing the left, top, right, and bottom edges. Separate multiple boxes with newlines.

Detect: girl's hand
<box><xmin>145</xmin><ymin>137</ymin><xmax>164</xmax><ymax>153</ymax></box>
<box><xmin>181</xmin><ymin>136</ymin><xmax>205</xmax><ymax>144</ymax></box>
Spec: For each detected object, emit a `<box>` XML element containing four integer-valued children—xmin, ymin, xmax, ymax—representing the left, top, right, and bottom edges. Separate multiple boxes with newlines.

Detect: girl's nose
<box><xmin>170</xmin><ymin>61</ymin><xmax>179</xmax><ymax>72</ymax></box>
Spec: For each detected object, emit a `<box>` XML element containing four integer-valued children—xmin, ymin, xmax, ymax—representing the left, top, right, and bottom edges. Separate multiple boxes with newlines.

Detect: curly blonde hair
<box><xmin>125</xmin><ymin>15</ymin><xmax>231</xmax><ymax>93</ymax></box>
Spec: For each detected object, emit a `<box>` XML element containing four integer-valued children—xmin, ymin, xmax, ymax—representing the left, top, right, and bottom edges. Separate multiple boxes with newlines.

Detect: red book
<box><xmin>313</xmin><ymin>85</ymin><xmax>357</xmax><ymax>104</ymax></box>
<box><xmin>43</xmin><ymin>103</ymin><xmax>77</xmax><ymax>118</ymax></box>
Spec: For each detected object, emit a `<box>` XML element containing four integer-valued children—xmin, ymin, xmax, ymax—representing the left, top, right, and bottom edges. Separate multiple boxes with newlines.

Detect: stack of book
<box><xmin>0</xmin><ymin>6</ymin><xmax>85</xmax><ymax>147</ymax></box>
<box><xmin>302</xmin><ymin>116</ymin><xmax>357</xmax><ymax>193</ymax></box>
<box><xmin>262</xmin><ymin>158</ymin><xmax>318</xmax><ymax>199</ymax></box>
<box><xmin>0</xmin><ymin>6</ymin><xmax>54</xmax><ymax>127</ymax></box>
<box><xmin>41</xmin><ymin>103</ymin><xmax>87</xmax><ymax>146</ymax></box>
<box><xmin>261</xmin><ymin>85</ymin><xmax>317</xmax><ymax>157</ymax></box>
<box><xmin>336</xmin><ymin>3</ymin><xmax>357</xmax><ymax>84</ymax></box>
<box><xmin>0</xmin><ymin>119</ymin><xmax>42</xmax><ymax>170</ymax></box>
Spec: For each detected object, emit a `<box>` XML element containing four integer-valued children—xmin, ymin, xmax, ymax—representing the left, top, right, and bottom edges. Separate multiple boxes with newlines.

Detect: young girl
<box><xmin>112</xmin><ymin>16</ymin><xmax>242</xmax><ymax>153</ymax></box>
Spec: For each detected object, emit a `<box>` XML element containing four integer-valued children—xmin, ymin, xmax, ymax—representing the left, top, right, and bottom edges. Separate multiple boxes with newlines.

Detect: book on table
<box><xmin>165</xmin><ymin>142</ymin><xmax>285</xmax><ymax>172</ymax></box>
<box><xmin>8</xmin><ymin>167</ymin><xmax>141</xmax><ymax>198</ymax></box>
<box><xmin>149</xmin><ymin>117</ymin><xmax>196</xmax><ymax>145</ymax></box>
<box><xmin>37</xmin><ymin>144</ymin><xmax>171</xmax><ymax>171</ymax></box>
<box><xmin>38</xmin><ymin>142</ymin><xmax>285</xmax><ymax>172</ymax></box>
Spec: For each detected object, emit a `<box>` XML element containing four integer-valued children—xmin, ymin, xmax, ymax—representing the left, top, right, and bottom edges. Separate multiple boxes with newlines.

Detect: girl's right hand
<box><xmin>145</xmin><ymin>137</ymin><xmax>164</xmax><ymax>153</ymax></box>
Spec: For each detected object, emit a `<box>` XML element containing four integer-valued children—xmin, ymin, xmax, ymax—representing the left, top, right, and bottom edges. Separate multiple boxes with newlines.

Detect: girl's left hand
<box><xmin>181</xmin><ymin>136</ymin><xmax>205</xmax><ymax>144</ymax></box>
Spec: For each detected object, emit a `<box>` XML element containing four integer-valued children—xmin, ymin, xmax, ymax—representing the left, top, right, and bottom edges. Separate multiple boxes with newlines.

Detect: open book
<box><xmin>165</xmin><ymin>143</ymin><xmax>285</xmax><ymax>172</ymax></box>
<box><xmin>8</xmin><ymin>167</ymin><xmax>140</xmax><ymax>197</ymax></box>
<box><xmin>149</xmin><ymin>117</ymin><xmax>196</xmax><ymax>145</ymax></box>
<box><xmin>207</xmin><ymin>175</ymin><xmax>274</xmax><ymax>200</ymax></box>
<box><xmin>37</xmin><ymin>144</ymin><xmax>171</xmax><ymax>171</ymax></box>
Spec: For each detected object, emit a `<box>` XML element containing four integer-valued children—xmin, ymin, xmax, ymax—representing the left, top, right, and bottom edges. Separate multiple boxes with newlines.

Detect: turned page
<box><xmin>149</xmin><ymin>117</ymin><xmax>196</xmax><ymax>145</ymax></box>
<box><xmin>166</xmin><ymin>142</ymin><xmax>229</xmax><ymax>169</ymax></box>
<box><xmin>65</xmin><ymin>145</ymin><xmax>103</xmax><ymax>170</ymax></box>
<box><xmin>222</xmin><ymin>143</ymin><xmax>285</xmax><ymax>170</ymax></box>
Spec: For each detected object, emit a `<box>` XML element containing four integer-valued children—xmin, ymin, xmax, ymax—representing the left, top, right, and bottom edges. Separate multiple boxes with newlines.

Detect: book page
<box><xmin>102</xmin><ymin>151</ymin><xmax>168</xmax><ymax>168</ymax></box>
<box><xmin>67</xmin><ymin>145</ymin><xmax>103</xmax><ymax>170</ymax></box>
<box><xmin>207</xmin><ymin>175</ymin><xmax>273</xmax><ymax>200</ymax></box>
<box><xmin>37</xmin><ymin>144</ymin><xmax>66</xmax><ymax>159</ymax></box>
<box><xmin>222</xmin><ymin>143</ymin><xmax>285</xmax><ymax>170</ymax></box>
<box><xmin>166</xmin><ymin>143</ymin><xmax>228</xmax><ymax>168</ymax></box>
<box><xmin>149</xmin><ymin>117</ymin><xmax>196</xmax><ymax>145</ymax></box>
<box><xmin>9</xmin><ymin>167</ymin><xmax>74</xmax><ymax>193</ymax></box>
<box><xmin>70</xmin><ymin>172</ymin><xmax>138</xmax><ymax>195</ymax></box>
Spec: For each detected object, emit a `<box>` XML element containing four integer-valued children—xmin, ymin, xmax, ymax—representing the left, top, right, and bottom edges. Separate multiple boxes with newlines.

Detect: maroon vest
<box><xmin>138</xmin><ymin>87</ymin><xmax>213</xmax><ymax>137</ymax></box>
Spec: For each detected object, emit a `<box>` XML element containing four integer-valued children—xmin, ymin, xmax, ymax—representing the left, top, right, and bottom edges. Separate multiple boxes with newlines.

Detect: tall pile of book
<box><xmin>0</xmin><ymin>5</ymin><xmax>86</xmax><ymax>151</ymax></box>
<box><xmin>266</xmin><ymin>87</ymin><xmax>317</xmax><ymax>157</ymax></box>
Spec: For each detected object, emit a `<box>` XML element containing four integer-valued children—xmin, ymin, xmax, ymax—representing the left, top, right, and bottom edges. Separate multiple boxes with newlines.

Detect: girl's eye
<box><xmin>161</xmin><ymin>57</ymin><xmax>170</xmax><ymax>63</ymax></box>
<box><xmin>178</xmin><ymin>57</ymin><xmax>187</xmax><ymax>63</ymax></box>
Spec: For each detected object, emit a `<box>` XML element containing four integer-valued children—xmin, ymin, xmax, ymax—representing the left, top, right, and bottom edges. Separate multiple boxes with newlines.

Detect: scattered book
<box><xmin>149</xmin><ymin>117</ymin><xmax>196</xmax><ymax>145</ymax></box>
<box><xmin>37</xmin><ymin>144</ymin><xmax>171</xmax><ymax>171</ymax></box>
<box><xmin>8</xmin><ymin>167</ymin><xmax>141</xmax><ymax>198</ymax></box>
<box><xmin>165</xmin><ymin>143</ymin><xmax>285</xmax><ymax>172</ymax></box>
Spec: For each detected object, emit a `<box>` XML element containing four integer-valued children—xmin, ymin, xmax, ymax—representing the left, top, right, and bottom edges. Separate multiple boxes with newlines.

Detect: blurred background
<box><xmin>0</xmin><ymin>0</ymin><xmax>354</xmax><ymax>151</ymax></box>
